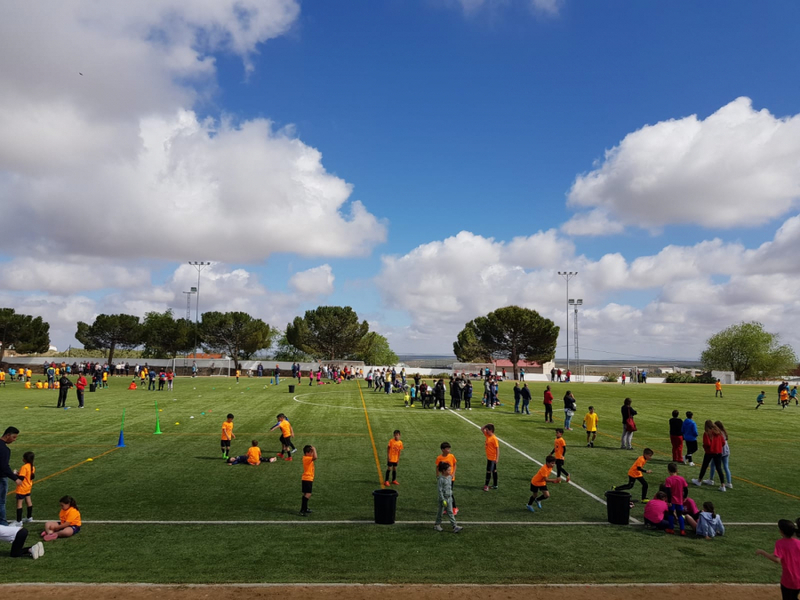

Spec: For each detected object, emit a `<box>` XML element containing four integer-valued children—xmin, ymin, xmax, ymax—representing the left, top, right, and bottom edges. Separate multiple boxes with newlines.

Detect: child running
<box><xmin>584</xmin><ymin>406</ymin><xmax>598</xmax><ymax>448</ymax></box>
<box><xmin>221</xmin><ymin>414</ymin><xmax>235</xmax><ymax>459</ymax></box>
<box><xmin>434</xmin><ymin>462</ymin><xmax>462</xmax><ymax>533</ymax></box>
<box><xmin>227</xmin><ymin>440</ymin><xmax>278</xmax><ymax>465</ymax></box>
<box><xmin>614</xmin><ymin>448</ymin><xmax>654</xmax><ymax>502</ymax></box>
<box><xmin>756</xmin><ymin>519</ymin><xmax>800</xmax><ymax>600</ymax></box>
<box><xmin>756</xmin><ymin>390</ymin><xmax>766</xmax><ymax>409</ymax></box>
<box><xmin>385</xmin><ymin>430</ymin><xmax>403</xmax><ymax>486</ymax></box>
<box><xmin>299</xmin><ymin>445</ymin><xmax>317</xmax><ymax>516</ymax></box>
<box><xmin>42</xmin><ymin>496</ymin><xmax>81</xmax><ymax>541</ymax></box>
<box><xmin>270</xmin><ymin>413</ymin><xmax>296</xmax><ymax>460</ymax></box>
<box><xmin>664</xmin><ymin>462</ymin><xmax>688</xmax><ymax>535</ymax></box>
<box><xmin>482</xmin><ymin>424</ymin><xmax>499</xmax><ymax>491</ymax></box>
<box><xmin>550</xmin><ymin>428</ymin><xmax>570</xmax><ymax>482</ymax></box>
<box><xmin>12</xmin><ymin>452</ymin><xmax>35</xmax><ymax>526</ymax></box>
<box><xmin>526</xmin><ymin>455</ymin><xmax>560</xmax><ymax>512</ymax></box>
<box><xmin>435</xmin><ymin>442</ymin><xmax>458</xmax><ymax>515</ymax></box>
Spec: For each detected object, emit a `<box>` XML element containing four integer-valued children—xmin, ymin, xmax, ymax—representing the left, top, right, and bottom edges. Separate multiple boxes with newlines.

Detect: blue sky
<box><xmin>1</xmin><ymin>0</ymin><xmax>799</xmax><ymax>361</ymax></box>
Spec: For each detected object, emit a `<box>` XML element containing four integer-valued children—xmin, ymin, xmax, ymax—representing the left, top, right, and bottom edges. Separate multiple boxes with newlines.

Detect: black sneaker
<box><xmin>299</xmin><ymin>511</ymin><xmax>308</xmax><ymax>517</ymax></box>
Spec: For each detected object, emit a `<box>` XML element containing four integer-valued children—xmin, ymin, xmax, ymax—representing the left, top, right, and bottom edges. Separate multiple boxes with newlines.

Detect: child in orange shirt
<box><xmin>42</xmin><ymin>496</ymin><xmax>81</xmax><ymax>541</ymax></box>
<box><xmin>300</xmin><ymin>445</ymin><xmax>317</xmax><ymax>516</ymax></box>
<box><xmin>227</xmin><ymin>440</ymin><xmax>278</xmax><ymax>465</ymax></box>
<box><xmin>13</xmin><ymin>452</ymin><xmax>35</xmax><ymax>525</ymax></box>
<box><xmin>614</xmin><ymin>448</ymin><xmax>654</xmax><ymax>502</ymax></box>
<box><xmin>527</xmin><ymin>455</ymin><xmax>561</xmax><ymax>511</ymax></box>
<box><xmin>221</xmin><ymin>414</ymin><xmax>235</xmax><ymax>459</ymax></box>
<box><xmin>482</xmin><ymin>424</ymin><xmax>500</xmax><ymax>491</ymax></box>
<box><xmin>270</xmin><ymin>413</ymin><xmax>296</xmax><ymax>460</ymax></box>
<box><xmin>385</xmin><ymin>430</ymin><xmax>404</xmax><ymax>486</ymax></box>
<box><xmin>435</xmin><ymin>442</ymin><xmax>458</xmax><ymax>515</ymax></box>
<box><xmin>550</xmin><ymin>428</ymin><xmax>570</xmax><ymax>482</ymax></box>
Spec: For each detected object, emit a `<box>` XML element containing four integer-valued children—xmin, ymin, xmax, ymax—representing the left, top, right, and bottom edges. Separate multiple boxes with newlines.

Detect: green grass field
<box><xmin>1</xmin><ymin>376</ymin><xmax>798</xmax><ymax>584</ymax></box>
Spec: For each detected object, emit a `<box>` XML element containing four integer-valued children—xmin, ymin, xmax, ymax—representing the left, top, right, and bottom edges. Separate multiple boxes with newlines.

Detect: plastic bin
<box><xmin>288</xmin><ymin>384</ymin><xmax>295</xmax><ymax>393</ymax></box>
<box><xmin>373</xmin><ymin>488</ymin><xmax>398</xmax><ymax>524</ymax></box>
<box><xmin>89</xmin><ymin>383</ymin><xmax>97</xmax><ymax>392</ymax></box>
<box><xmin>605</xmin><ymin>490</ymin><xmax>631</xmax><ymax>525</ymax></box>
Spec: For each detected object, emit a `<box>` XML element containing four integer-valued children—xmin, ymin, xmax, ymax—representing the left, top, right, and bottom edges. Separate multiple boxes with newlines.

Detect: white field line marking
<box><xmin>0</xmin><ymin>583</ymin><xmax>779</xmax><ymax>589</ymax></box>
<box><xmin>24</xmin><ymin>519</ymin><xmax>775</xmax><ymax>526</ymax></box>
<box><xmin>445</xmin><ymin>408</ymin><xmax>642</xmax><ymax>524</ymax></box>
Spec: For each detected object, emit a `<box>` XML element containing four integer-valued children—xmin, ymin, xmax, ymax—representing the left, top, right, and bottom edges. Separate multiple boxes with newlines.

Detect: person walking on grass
<box><xmin>620</xmin><ymin>397</ymin><xmax>637</xmax><ymax>450</ymax></box>
<box><xmin>543</xmin><ymin>385</ymin><xmax>554</xmax><ymax>423</ymax></box>
<box><xmin>436</xmin><ymin>443</ymin><xmax>458</xmax><ymax>516</ymax></box>
<box><xmin>691</xmin><ymin>420</ymin><xmax>727</xmax><ymax>492</ymax></box>
<box><xmin>613</xmin><ymin>448</ymin><xmax>653</xmax><ymax>503</ymax></box>
<box><xmin>563</xmin><ymin>390</ymin><xmax>577</xmax><ymax>430</ymax></box>
<box><xmin>756</xmin><ymin>519</ymin><xmax>800</xmax><ymax>600</ymax></box>
<box><xmin>434</xmin><ymin>462</ymin><xmax>462</xmax><ymax>533</ymax></box>
<box><xmin>584</xmin><ymin>406</ymin><xmax>598</xmax><ymax>447</ymax></box>
<box><xmin>520</xmin><ymin>383</ymin><xmax>531</xmax><ymax>415</ymax></box>
<box><xmin>550</xmin><ymin>429</ymin><xmax>570</xmax><ymax>482</ymax></box>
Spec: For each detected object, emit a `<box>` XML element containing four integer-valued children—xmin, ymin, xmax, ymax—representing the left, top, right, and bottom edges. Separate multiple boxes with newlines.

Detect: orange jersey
<box><xmin>16</xmin><ymin>464</ymin><xmax>34</xmax><ymax>495</ymax></box>
<box><xmin>246</xmin><ymin>446</ymin><xmax>262</xmax><ymax>466</ymax></box>
<box><xmin>279</xmin><ymin>420</ymin><xmax>292</xmax><ymax>438</ymax></box>
<box><xmin>387</xmin><ymin>439</ymin><xmax>404</xmax><ymax>463</ymax></box>
<box><xmin>59</xmin><ymin>506</ymin><xmax>81</xmax><ymax>527</ymax></box>
<box><xmin>715</xmin><ymin>382</ymin><xmax>721</xmax><ymax>391</ymax></box>
<box><xmin>221</xmin><ymin>421</ymin><xmax>234</xmax><ymax>441</ymax></box>
<box><xmin>628</xmin><ymin>456</ymin><xmax>648</xmax><ymax>478</ymax></box>
<box><xmin>780</xmin><ymin>390</ymin><xmax>789</xmax><ymax>401</ymax></box>
<box><xmin>531</xmin><ymin>464</ymin><xmax>553</xmax><ymax>487</ymax></box>
<box><xmin>302</xmin><ymin>455</ymin><xmax>315</xmax><ymax>481</ymax></box>
<box><xmin>484</xmin><ymin>433</ymin><xmax>499</xmax><ymax>461</ymax></box>
<box><xmin>553</xmin><ymin>437</ymin><xmax>566</xmax><ymax>460</ymax></box>
<box><xmin>435</xmin><ymin>454</ymin><xmax>457</xmax><ymax>481</ymax></box>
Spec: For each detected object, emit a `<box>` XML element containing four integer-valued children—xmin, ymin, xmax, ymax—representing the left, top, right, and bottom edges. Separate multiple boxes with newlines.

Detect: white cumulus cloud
<box><xmin>566</xmin><ymin>97</ymin><xmax>800</xmax><ymax>233</ymax></box>
<box><xmin>289</xmin><ymin>265</ymin><xmax>335</xmax><ymax>298</ymax></box>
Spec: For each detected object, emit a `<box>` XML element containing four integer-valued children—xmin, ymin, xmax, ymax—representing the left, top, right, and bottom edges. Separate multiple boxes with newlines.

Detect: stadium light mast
<box><xmin>558</xmin><ymin>271</ymin><xmax>577</xmax><ymax>371</ymax></box>
<box><xmin>188</xmin><ymin>262</ymin><xmax>211</xmax><ymax>358</ymax></box>
<box><xmin>569</xmin><ymin>298</ymin><xmax>583</xmax><ymax>381</ymax></box>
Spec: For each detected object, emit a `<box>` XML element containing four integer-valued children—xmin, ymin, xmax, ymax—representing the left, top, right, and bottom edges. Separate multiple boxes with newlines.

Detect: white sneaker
<box><xmin>691</xmin><ymin>479</ymin><xmax>702</xmax><ymax>486</ymax></box>
<box><xmin>719</xmin><ymin>485</ymin><xmax>726</xmax><ymax>492</ymax></box>
<box><xmin>22</xmin><ymin>517</ymin><xmax>33</xmax><ymax>523</ymax></box>
<box><xmin>703</xmin><ymin>479</ymin><xmax>714</xmax><ymax>486</ymax></box>
<box><xmin>36</xmin><ymin>541</ymin><xmax>44</xmax><ymax>557</ymax></box>
<box><xmin>725</xmin><ymin>483</ymin><xmax>733</xmax><ymax>488</ymax></box>
<box><xmin>434</xmin><ymin>524</ymin><xmax>443</xmax><ymax>532</ymax></box>
<box><xmin>689</xmin><ymin>462</ymin><xmax>696</xmax><ymax>467</ymax></box>
<box><xmin>11</xmin><ymin>521</ymin><xmax>22</xmax><ymax>527</ymax></box>
<box><xmin>453</xmin><ymin>526</ymin><xmax>463</xmax><ymax>533</ymax></box>
<box><xmin>30</xmin><ymin>544</ymin><xmax>40</xmax><ymax>560</ymax></box>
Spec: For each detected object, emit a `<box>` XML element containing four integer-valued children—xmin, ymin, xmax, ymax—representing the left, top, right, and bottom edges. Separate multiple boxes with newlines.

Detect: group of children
<box><xmin>219</xmin><ymin>413</ymin><xmax>317</xmax><ymax>516</ymax></box>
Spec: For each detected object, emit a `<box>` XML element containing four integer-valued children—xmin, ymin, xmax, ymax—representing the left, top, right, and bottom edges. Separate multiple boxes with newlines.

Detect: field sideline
<box><xmin>0</xmin><ymin>376</ymin><xmax>798</xmax><ymax>585</ymax></box>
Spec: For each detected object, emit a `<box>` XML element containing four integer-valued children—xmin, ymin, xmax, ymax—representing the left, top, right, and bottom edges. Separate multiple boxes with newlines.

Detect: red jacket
<box><xmin>76</xmin><ymin>376</ymin><xmax>87</xmax><ymax>391</ymax></box>
<box><xmin>703</xmin><ymin>432</ymin><xmax>724</xmax><ymax>454</ymax></box>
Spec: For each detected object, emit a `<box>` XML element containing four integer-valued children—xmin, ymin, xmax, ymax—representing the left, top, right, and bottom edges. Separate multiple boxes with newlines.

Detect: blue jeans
<box><xmin>276</xmin><ymin>374</ymin><xmax>280</xmax><ymax>385</ymax></box>
<box><xmin>521</xmin><ymin>400</ymin><xmax>530</xmax><ymax>415</ymax></box>
<box><xmin>564</xmin><ymin>411</ymin><xmax>572</xmax><ymax>429</ymax></box>
<box><xmin>514</xmin><ymin>399</ymin><xmax>520</xmax><ymax>412</ymax></box>
<box><xmin>709</xmin><ymin>454</ymin><xmax>732</xmax><ymax>483</ymax></box>
<box><xmin>0</xmin><ymin>477</ymin><xmax>7</xmax><ymax>524</ymax></box>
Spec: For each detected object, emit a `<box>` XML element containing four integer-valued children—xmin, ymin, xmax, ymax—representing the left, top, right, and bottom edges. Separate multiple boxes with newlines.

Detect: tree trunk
<box><xmin>107</xmin><ymin>342</ymin><xmax>116</xmax><ymax>368</ymax></box>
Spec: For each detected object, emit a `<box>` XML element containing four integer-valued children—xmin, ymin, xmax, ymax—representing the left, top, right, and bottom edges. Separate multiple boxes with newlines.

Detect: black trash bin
<box><xmin>373</xmin><ymin>488</ymin><xmax>398</xmax><ymax>524</ymax></box>
<box><xmin>89</xmin><ymin>383</ymin><xmax>97</xmax><ymax>392</ymax></box>
<box><xmin>288</xmin><ymin>384</ymin><xmax>295</xmax><ymax>393</ymax></box>
<box><xmin>605</xmin><ymin>490</ymin><xmax>631</xmax><ymax>525</ymax></box>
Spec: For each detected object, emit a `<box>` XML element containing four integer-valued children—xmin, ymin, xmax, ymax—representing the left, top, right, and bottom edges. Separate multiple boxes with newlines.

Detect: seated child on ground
<box><xmin>227</xmin><ymin>440</ymin><xmax>277</xmax><ymax>465</ymax></box>
<box><xmin>42</xmin><ymin>496</ymin><xmax>81</xmax><ymax>541</ymax></box>
<box><xmin>695</xmin><ymin>501</ymin><xmax>724</xmax><ymax>539</ymax></box>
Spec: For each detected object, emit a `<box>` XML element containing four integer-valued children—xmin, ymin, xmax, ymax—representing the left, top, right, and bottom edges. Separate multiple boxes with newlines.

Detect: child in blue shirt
<box><xmin>682</xmin><ymin>411</ymin><xmax>698</xmax><ymax>466</ymax></box>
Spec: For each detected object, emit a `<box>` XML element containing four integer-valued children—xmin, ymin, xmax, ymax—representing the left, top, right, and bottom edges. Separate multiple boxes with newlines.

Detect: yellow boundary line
<box><xmin>5</xmin><ymin>447</ymin><xmax>120</xmax><ymax>497</ymax></box>
<box><xmin>356</xmin><ymin>380</ymin><xmax>385</xmax><ymax>488</ymax></box>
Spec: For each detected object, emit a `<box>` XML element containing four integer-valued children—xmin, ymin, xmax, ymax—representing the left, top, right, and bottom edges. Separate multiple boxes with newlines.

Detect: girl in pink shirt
<box><xmin>757</xmin><ymin>519</ymin><xmax>800</xmax><ymax>600</ymax></box>
<box><xmin>643</xmin><ymin>491</ymin><xmax>670</xmax><ymax>530</ymax></box>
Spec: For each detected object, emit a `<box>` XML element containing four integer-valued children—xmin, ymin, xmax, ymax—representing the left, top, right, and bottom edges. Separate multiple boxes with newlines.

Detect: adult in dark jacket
<box><xmin>513</xmin><ymin>383</ymin><xmax>522</xmax><ymax>413</ymax></box>
<box><xmin>434</xmin><ymin>380</ymin><xmax>446</xmax><ymax>410</ymax></box>
<box><xmin>57</xmin><ymin>375</ymin><xmax>72</xmax><ymax>408</ymax></box>
<box><xmin>563</xmin><ymin>391</ymin><xmax>577</xmax><ymax>430</ymax></box>
<box><xmin>520</xmin><ymin>383</ymin><xmax>532</xmax><ymax>415</ymax></box>
<box><xmin>620</xmin><ymin>397</ymin><xmax>637</xmax><ymax>450</ymax></box>
<box><xmin>0</xmin><ymin>427</ymin><xmax>24</xmax><ymax>526</ymax></box>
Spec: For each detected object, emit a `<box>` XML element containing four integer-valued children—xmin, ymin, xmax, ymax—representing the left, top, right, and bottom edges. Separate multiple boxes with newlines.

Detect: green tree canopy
<box><xmin>141</xmin><ymin>310</ymin><xmax>195</xmax><ymax>358</ymax></box>
<box><xmin>453</xmin><ymin>322</ymin><xmax>491</xmax><ymax>363</ymax></box>
<box><xmin>75</xmin><ymin>314</ymin><xmax>143</xmax><ymax>366</ymax></box>
<box><xmin>286</xmin><ymin>306</ymin><xmax>369</xmax><ymax>360</ymax></box>
<box><xmin>354</xmin><ymin>332</ymin><xmax>398</xmax><ymax>366</ymax></box>
<box><xmin>272</xmin><ymin>331</ymin><xmax>312</xmax><ymax>362</ymax></box>
<box><xmin>199</xmin><ymin>311</ymin><xmax>276</xmax><ymax>370</ymax></box>
<box><xmin>463</xmin><ymin>305</ymin><xmax>559</xmax><ymax>379</ymax></box>
<box><xmin>700</xmin><ymin>321</ymin><xmax>798</xmax><ymax>380</ymax></box>
<box><xmin>0</xmin><ymin>308</ymin><xmax>51</xmax><ymax>362</ymax></box>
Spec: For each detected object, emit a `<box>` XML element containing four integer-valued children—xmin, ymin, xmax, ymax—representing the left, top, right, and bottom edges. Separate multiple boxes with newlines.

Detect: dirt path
<box><xmin>0</xmin><ymin>584</ymin><xmax>780</xmax><ymax>600</ymax></box>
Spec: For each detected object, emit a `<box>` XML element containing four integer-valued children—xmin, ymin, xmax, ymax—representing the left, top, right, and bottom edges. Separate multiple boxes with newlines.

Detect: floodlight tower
<box><xmin>557</xmin><ymin>271</ymin><xmax>577</xmax><ymax>371</ymax></box>
<box><xmin>183</xmin><ymin>288</ymin><xmax>196</xmax><ymax>320</ymax></box>
<box><xmin>188</xmin><ymin>262</ymin><xmax>211</xmax><ymax>358</ymax></box>
<box><xmin>569</xmin><ymin>298</ymin><xmax>583</xmax><ymax>381</ymax></box>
